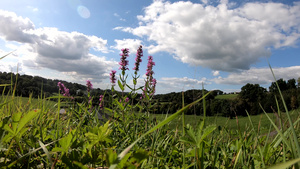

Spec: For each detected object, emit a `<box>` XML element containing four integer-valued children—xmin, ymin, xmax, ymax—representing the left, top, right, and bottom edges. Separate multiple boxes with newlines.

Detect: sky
<box><xmin>0</xmin><ymin>0</ymin><xmax>300</xmax><ymax>94</ymax></box>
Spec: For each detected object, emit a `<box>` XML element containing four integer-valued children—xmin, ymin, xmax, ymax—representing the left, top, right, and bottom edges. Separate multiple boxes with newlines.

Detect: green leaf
<box><xmin>59</xmin><ymin>129</ymin><xmax>77</xmax><ymax>153</ymax></box>
<box><xmin>196</xmin><ymin>120</ymin><xmax>205</xmax><ymax>140</ymax></box>
<box><xmin>0</xmin><ymin>99</ymin><xmax>13</xmax><ymax>109</ymax></box>
<box><xmin>16</xmin><ymin>110</ymin><xmax>40</xmax><ymax>134</ymax></box>
<box><xmin>52</xmin><ymin>147</ymin><xmax>65</xmax><ymax>152</ymax></box>
<box><xmin>0</xmin><ymin>50</ymin><xmax>15</xmax><ymax>60</ymax></box>
<box><xmin>118</xmin><ymin>152</ymin><xmax>132</xmax><ymax>168</ymax></box>
<box><xmin>180</xmin><ymin>137</ymin><xmax>196</xmax><ymax>145</ymax></box>
<box><xmin>197</xmin><ymin>125</ymin><xmax>217</xmax><ymax>147</ymax></box>
<box><xmin>12</xmin><ymin>112</ymin><xmax>22</xmax><ymax>133</ymax></box>
<box><xmin>260</xmin><ymin>104</ymin><xmax>292</xmax><ymax>151</ymax></box>
<box><xmin>8</xmin><ymin>140</ymin><xmax>58</xmax><ymax>168</ymax></box>
<box><xmin>273</xmin><ymin>118</ymin><xmax>300</xmax><ymax>148</ymax></box>
<box><xmin>73</xmin><ymin>161</ymin><xmax>89</xmax><ymax>169</ymax></box>
<box><xmin>133</xmin><ymin>78</ymin><xmax>137</xmax><ymax>85</ymax></box>
<box><xmin>269</xmin><ymin>63</ymin><xmax>300</xmax><ymax>157</ymax></box>
<box><xmin>267</xmin><ymin>158</ymin><xmax>300</xmax><ymax>169</ymax></box>
<box><xmin>126</xmin><ymin>84</ymin><xmax>133</xmax><ymax>90</ymax></box>
<box><xmin>118</xmin><ymin>80</ymin><xmax>124</xmax><ymax>91</ymax></box>
<box><xmin>0</xmin><ymin>84</ymin><xmax>11</xmax><ymax>87</ymax></box>
<box><xmin>106</xmin><ymin>149</ymin><xmax>119</xmax><ymax>166</ymax></box>
<box><xmin>39</xmin><ymin>140</ymin><xmax>53</xmax><ymax>167</ymax></box>
<box><xmin>131</xmin><ymin>149</ymin><xmax>149</xmax><ymax>163</ymax></box>
<box><xmin>109</xmin><ymin>91</ymin><xmax>212</xmax><ymax>169</ymax></box>
<box><xmin>115</xmin><ymin>98</ymin><xmax>124</xmax><ymax>110</ymax></box>
<box><xmin>0</xmin><ymin>116</ymin><xmax>10</xmax><ymax>134</ymax></box>
<box><xmin>185</xmin><ymin>124</ymin><xmax>196</xmax><ymax>145</ymax></box>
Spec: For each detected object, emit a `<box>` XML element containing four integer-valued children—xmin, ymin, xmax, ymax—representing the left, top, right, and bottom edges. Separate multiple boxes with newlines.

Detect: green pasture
<box><xmin>215</xmin><ymin>94</ymin><xmax>238</xmax><ymax>100</ymax></box>
<box><xmin>150</xmin><ymin>109</ymin><xmax>300</xmax><ymax>134</ymax></box>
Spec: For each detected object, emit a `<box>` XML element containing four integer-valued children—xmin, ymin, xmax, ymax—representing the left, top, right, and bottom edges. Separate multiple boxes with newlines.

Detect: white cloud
<box><xmin>113</xmin><ymin>12</ymin><xmax>126</xmax><ymax>21</ymax></box>
<box><xmin>212</xmin><ymin>66</ymin><xmax>300</xmax><ymax>85</ymax></box>
<box><xmin>111</xmin><ymin>39</ymin><xmax>143</xmax><ymax>53</ymax></box>
<box><xmin>0</xmin><ymin>10</ymin><xmax>35</xmax><ymax>43</ymax></box>
<box><xmin>157</xmin><ymin>76</ymin><xmax>209</xmax><ymax>93</ymax></box>
<box><xmin>27</xmin><ymin>6</ymin><xmax>39</xmax><ymax>12</ymax></box>
<box><xmin>212</xmin><ymin>70</ymin><xmax>220</xmax><ymax>76</ymax></box>
<box><xmin>0</xmin><ymin>10</ymin><xmax>117</xmax><ymax>83</ymax></box>
<box><xmin>0</xmin><ymin>60</ymin><xmax>22</xmax><ymax>73</ymax></box>
<box><xmin>117</xmin><ymin>0</ymin><xmax>300</xmax><ymax>72</ymax></box>
<box><xmin>201</xmin><ymin>0</ymin><xmax>208</xmax><ymax>5</ymax></box>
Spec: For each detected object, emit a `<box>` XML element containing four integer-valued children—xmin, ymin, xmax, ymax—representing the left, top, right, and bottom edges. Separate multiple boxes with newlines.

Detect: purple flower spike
<box><xmin>99</xmin><ymin>95</ymin><xmax>104</xmax><ymax>109</ymax></box>
<box><xmin>146</xmin><ymin>55</ymin><xmax>155</xmax><ymax>82</ymax></box>
<box><xmin>151</xmin><ymin>78</ymin><xmax>157</xmax><ymax>96</ymax></box>
<box><xmin>119</xmin><ymin>48</ymin><xmax>130</xmax><ymax>71</ymax></box>
<box><xmin>133</xmin><ymin>45</ymin><xmax>143</xmax><ymax>73</ymax></box>
<box><xmin>110</xmin><ymin>70</ymin><xmax>117</xmax><ymax>85</ymax></box>
<box><xmin>86</xmin><ymin>80</ymin><xmax>93</xmax><ymax>92</ymax></box>
<box><xmin>57</xmin><ymin>82</ymin><xmax>70</xmax><ymax>97</ymax></box>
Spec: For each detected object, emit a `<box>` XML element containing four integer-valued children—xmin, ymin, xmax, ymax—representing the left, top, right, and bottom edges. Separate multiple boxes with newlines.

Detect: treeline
<box><xmin>0</xmin><ymin>72</ymin><xmax>101</xmax><ymax>98</ymax></box>
<box><xmin>153</xmin><ymin>78</ymin><xmax>300</xmax><ymax>117</ymax></box>
<box><xmin>1</xmin><ymin>71</ymin><xmax>300</xmax><ymax>116</ymax></box>
<box><xmin>0</xmin><ymin>72</ymin><xmax>124</xmax><ymax>106</ymax></box>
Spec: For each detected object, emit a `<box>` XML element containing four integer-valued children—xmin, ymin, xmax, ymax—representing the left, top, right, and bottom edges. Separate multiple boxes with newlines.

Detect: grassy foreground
<box><xmin>0</xmin><ymin>90</ymin><xmax>300</xmax><ymax>168</ymax></box>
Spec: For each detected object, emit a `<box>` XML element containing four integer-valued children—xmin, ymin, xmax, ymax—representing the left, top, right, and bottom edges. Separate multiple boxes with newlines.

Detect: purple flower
<box><xmin>99</xmin><ymin>95</ymin><xmax>104</xmax><ymax>109</ymax></box>
<box><xmin>141</xmin><ymin>56</ymin><xmax>156</xmax><ymax>99</ymax></box>
<box><xmin>146</xmin><ymin>55</ymin><xmax>155</xmax><ymax>81</ymax></box>
<box><xmin>125</xmin><ymin>97</ymin><xmax>129</xmax><ymax>102</ymax></box>
<box><xmin>110</xmin><ymin>70</ymin><xmax>117</xmax><ymax>85</ymax></box>
<box><xmin>133</xmin><ymin>45</ymin><xmax>143</xmax><ymax>73</ymax></box>
<box><xmin>119</xmin><ymin>48</ymin><xmax>129</xmax><ymax>72</ymax></box>
<box><xmin>57</xmin><ymin>82</ymin><xmax>70</xmax><ymax>97</ymax></box>
<box><xmin>86</xmin><ymin>80</ymin><xmax>93</xmax><ymax>92</ymax></box>
<box><xmin>151</xmin><ymin>78</ymin><xmax>157</xmax><ymax>96</ymax></box>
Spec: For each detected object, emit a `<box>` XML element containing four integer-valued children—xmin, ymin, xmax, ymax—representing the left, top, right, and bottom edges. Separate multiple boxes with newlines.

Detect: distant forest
<box><xmin>1</xmin><ymin>71</ymin><xmax>300</xmax><ymax>117</ymax></box>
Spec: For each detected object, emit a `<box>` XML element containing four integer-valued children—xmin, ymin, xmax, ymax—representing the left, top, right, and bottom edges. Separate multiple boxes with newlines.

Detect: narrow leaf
<box><xmin>39</xmin><ymin>140</ymin><xmax>53</xmax><ymax>167</ymax></box>
<box><xmin>118</xmin><ymin>80</ymin><xmax>124</xmax><ymax>91</ymax></box>
<box><xmin>0</xmin><ymin>50</ymin><xmax>15</xmax><ymax>60</ymax></box>
<box><xmin>16</xmin><ymin>110</ymin><xmax>40</xmax><ymax>134</ymax></box>
<box><xmin>109</xmin><ymin>91</ymin><xmax>212</xmax><ymax>169</ymax></box>
<box><xmin>267</xmin><ymin>158</ymin><xmax>300</xmax><ymax>169</ymax></box>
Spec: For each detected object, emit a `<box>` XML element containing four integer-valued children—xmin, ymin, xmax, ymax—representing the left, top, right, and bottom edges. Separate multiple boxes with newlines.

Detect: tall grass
<box><xmin>0</xmin><ymin>51</ymin><xmax>300</xmax><ymax>168</ymax></box>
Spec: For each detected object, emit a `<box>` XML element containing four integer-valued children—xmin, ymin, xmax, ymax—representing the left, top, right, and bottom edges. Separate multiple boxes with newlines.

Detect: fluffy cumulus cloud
<box><xmin>157</xmin><ymin>77</ymin><xmax>208</xmax><ymax>93</ymax></box>
<box><xmin>116</xmin><ymin>0</ymin><xmax>300</xmax><ymax>72</ymax></box>
<box><xmin>212</xmin><ymin>66</ymin><xmax>300</xmax><ymax>85</ymax></box>
<box><xmin>111</xmin><ymin>38</ymin><xmax>143</xmax><ymax>53</ymax></box>
<box><xmin>0</xmin><ymin>10</ymin><xmax>117</xmax><ymax>82</ymax></box>
<box><xmin>0</xmin><ymin>10</ymin><xmax>35</xmax><ymax>43</ymax></box>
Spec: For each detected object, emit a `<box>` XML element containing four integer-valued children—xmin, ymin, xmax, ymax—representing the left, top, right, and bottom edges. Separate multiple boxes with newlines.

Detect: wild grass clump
<box><xmin>0</xmin><ymin>48</ymin><xmax>300</xmax><ymax>168</ymax></box>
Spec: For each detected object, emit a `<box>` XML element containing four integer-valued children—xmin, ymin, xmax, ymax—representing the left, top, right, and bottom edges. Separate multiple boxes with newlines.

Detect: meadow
<box><xmin>0</xmin><ymin>47</ymin><xmax>300</xmax><ymax>168</ymax></box>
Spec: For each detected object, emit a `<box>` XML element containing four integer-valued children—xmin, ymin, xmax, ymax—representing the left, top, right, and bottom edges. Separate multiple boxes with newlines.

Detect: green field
<box><xmin>149</xmin><ymin>110</ymin><xmax>299</xmax><ymax>134</ymax></box>
<box><xmin>215</xmin><ymin>94</ymin><xmax>238</xmax><ymax>99</ymax></box>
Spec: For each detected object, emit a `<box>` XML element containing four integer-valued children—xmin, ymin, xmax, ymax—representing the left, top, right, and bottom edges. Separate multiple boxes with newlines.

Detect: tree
<box><xmin>239</xmin><ymin>83</ymin><xmax>267</xmax><ymax>115</ymax></box>
<box><xmin>240</xmin><ymin>83</ymin><xmax>266</xmax><ymax>102</ymax></box>
<box><xmin>287</xmin><ymin>78</ymin><xmax>296</xmax><ymax>90</ymax></box>
<box><xmin>269</xmin><ymin>78</ymin><xmax>287</xmax><ymax>93</ymax></box>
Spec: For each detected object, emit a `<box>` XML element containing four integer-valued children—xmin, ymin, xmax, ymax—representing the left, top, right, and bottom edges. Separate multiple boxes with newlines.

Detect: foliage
<box><xmin>1</xmin><ymin>48</ymin><xmax>300</xmax><ymax>169</ymax></box>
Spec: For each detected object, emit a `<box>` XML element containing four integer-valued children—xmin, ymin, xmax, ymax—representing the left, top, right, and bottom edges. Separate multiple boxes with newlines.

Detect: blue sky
<box><xmin>0</xmin><ymin>0</ymin><xmax>300</xmax><ymax>94</ymax></box>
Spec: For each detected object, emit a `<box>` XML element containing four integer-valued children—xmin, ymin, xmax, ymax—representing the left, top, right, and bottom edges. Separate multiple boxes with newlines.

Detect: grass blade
<box><xmin>109</xmin><ymin>91</ymin><xmax>212</xmax><ymax>169</ymax></box>
<box><xmin>0</xmin><ymin>50</ymin><xmax>15</xmax><ymax>60</ymax></box>
<box><xmin>267</xmin><ymin>157</ymin><xmax>300</xmax><ymax>169</ymax></box>
<box><xmin>269</xmin><ymin>63</ymin><xmax>300</xmax><ymax>158</ymax></box>
<box><xmin>38</xmin><ymin>140</ymin><xmax>53</xmax><ymax>167</ymax></box>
